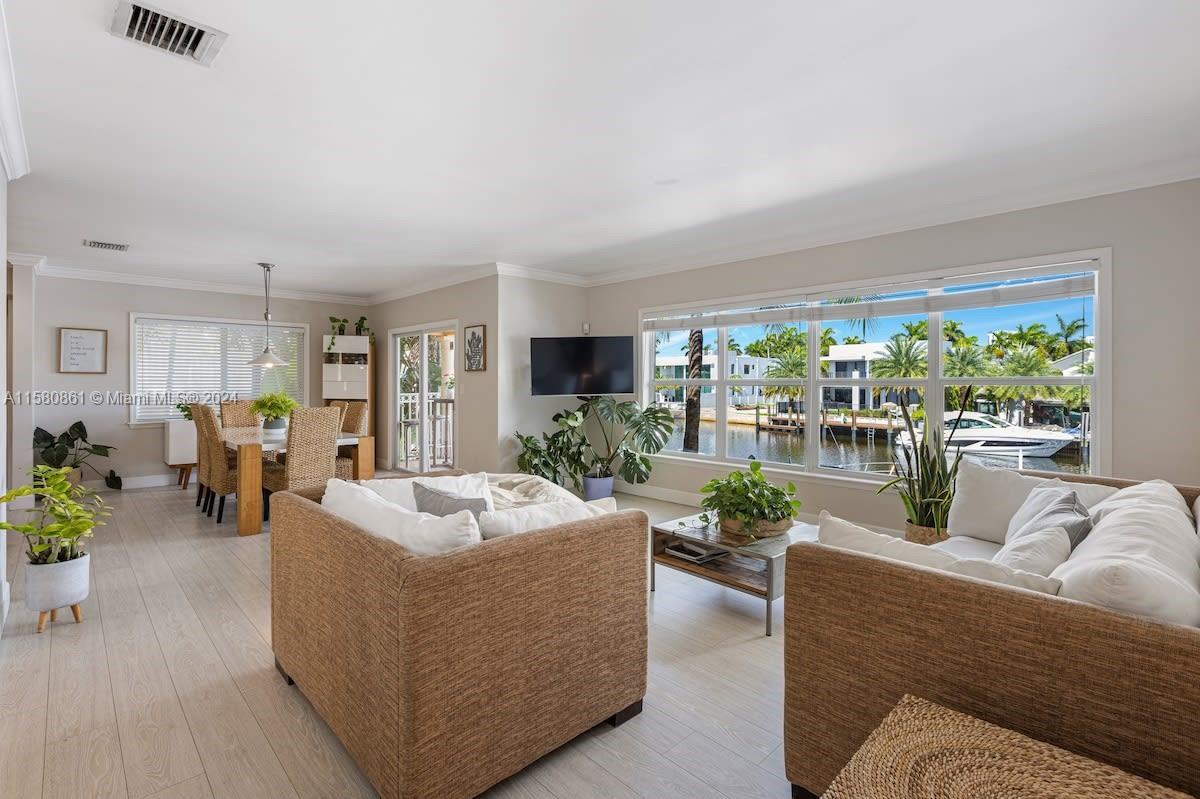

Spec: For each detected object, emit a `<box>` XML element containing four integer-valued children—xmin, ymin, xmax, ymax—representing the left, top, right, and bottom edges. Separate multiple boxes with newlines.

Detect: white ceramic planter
<box><xmin>24</xmin><ymin>554</ymin><xmax>90</xmax><ymax>612</ymax></box>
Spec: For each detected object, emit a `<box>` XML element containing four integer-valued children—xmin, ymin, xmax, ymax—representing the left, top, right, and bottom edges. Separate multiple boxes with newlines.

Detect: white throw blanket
<box><xmin>487</xmin><ymin>473</ymin><xmax>582</xmax><ymax>511</ymax></box>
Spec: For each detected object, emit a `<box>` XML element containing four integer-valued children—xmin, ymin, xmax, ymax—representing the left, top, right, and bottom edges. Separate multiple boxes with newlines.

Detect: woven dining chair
<box><xmin>190</xmin><ymin>403</ymin><xmax>209</xmax><ymax>510</ymax></box>
<box><xmin>335</xmin><ymin>400</ymin><xmax>369</xmax><ymax>479</ymax></box>
<box><xmin>262</xmin><ymin>406</ymin><xmax>340</xmax><ymax>511</ymax></box>
<box><xmin>220</xmin><ymin>399</ymin><xmax>259</xmax><ymax>428</ymax></box>
<box><xmin>196</xmin><ymin>404</ymin><xmax>240</xmax><ymax>523</ymax></box>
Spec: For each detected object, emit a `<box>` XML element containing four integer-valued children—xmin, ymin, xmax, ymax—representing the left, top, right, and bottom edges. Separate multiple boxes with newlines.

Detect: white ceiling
<box><xmin>7</xmin><ymin>0</ymin><xmax>1200</xmax><ymax>300</ymax></box>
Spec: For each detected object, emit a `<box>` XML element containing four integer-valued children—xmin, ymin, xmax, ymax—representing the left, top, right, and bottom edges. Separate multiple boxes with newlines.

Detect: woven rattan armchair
<box><xmin>263</xmin><ymin>406</ymin><xmax>340</xmax><ymax>499</ymax></box>
<box><xmin>189</xmin><ymin>403</ymin><xmax>208</xmax><ymax>510</ymax></box>
<box><xmin>194</xmin><ymin>404</ymin><xmax>240</xmax><ymax>522</ymax></box>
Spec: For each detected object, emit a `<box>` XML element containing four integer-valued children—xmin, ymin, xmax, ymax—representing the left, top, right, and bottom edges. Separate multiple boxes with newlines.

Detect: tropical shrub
<box><xmin>33</xmin><ymin>422</ymin><xmax>121</xmax><ymax>489</ymax></box>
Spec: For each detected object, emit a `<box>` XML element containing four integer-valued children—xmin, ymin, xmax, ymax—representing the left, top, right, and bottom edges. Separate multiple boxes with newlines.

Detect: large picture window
<box><xmin>642</xmin><ymin>254</ymin><xmax>1105</xmax><ymax>477</ymax></box>
<box><xmin>130</xmin><ymin>314</ymin><xmax>307</xmax><ymax>423</ymax></box>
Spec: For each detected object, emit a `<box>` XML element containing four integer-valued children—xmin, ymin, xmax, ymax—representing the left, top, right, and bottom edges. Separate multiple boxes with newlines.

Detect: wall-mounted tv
<box><xmin>530</xmin><ymin>336</ymin><xmax>634</xmax><ymax>396</ymax></box>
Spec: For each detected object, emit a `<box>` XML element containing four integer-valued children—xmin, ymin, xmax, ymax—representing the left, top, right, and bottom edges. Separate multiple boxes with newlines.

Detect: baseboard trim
<box><xmin>82</xmin><ymin>473</ymin><xmax>178</xmax><ymax>491</ymax></box>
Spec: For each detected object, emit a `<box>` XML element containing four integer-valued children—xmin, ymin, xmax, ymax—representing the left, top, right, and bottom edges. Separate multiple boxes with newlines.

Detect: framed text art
<box><xmin>58</xmin><ymin>327</ymin><xmax>108</xmax><ymax>374</ymax></box>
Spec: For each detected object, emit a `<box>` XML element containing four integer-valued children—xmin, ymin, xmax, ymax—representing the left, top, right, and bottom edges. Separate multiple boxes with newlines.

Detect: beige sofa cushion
<box><xmin>931</xmin><ymin>536</ymin><xmax>1002</xmax><ymax>560</ymax></box>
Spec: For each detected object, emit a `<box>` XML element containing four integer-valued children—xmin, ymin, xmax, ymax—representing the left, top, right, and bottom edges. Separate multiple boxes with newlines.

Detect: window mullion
<box><xmin>715</xmin><ymin>328</ymin><xmax>728</xmax><ymax>461</ymax></box>
<box><xmin>928</xmin><ymin>309</ymin><xmax>944</xmax><ymax>447</ymax></box>
<box><xmin>806</xmin><ymin>318</ymin><xmax>820</xmax><ymax>472</ymax></box>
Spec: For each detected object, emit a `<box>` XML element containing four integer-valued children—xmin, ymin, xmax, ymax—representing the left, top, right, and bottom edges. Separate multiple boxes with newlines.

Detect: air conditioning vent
<box><xmin>110</xmin><ymin>2</ymin><xmax>228</xmax><ymax>66</ymax></box>
<box><xmin>82</xmin><ymin>239</ymin><xmax>130</xmax><ymax>252</ymax></box>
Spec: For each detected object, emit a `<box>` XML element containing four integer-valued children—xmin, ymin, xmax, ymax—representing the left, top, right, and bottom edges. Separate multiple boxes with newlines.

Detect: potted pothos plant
<box><xmin>694</xmin><ymin>460</ymin><xmax>802</xmax><ymax>544</ymax></box>
<box><xmin>0</xmin><ymin>465</ymin><xmax>109</xmax><ymax>631</ymax></box>
<box><xmin>251</xmin><ymin>392</ymin><xmax>298</xmax><ymax>431</ymax></box>
<box><xmin>33</xmin><ymin>422</ymin><xmax>121</xmax><ymax>489</ymax></box>
<box><xmin>877</xmin><ymin>389</ymin><xmax>969</xmax><ymax>544</ymax></box>
<box><xmin>516</xmin><ymin>396</ymin><xmax>674</xmax><ymax>499</ymax></box>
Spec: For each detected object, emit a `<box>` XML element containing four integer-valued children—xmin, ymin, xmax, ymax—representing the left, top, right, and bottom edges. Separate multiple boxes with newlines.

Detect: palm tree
<box><xmin>727</xmin><ymin>336</ymin><xmax>743</xmax><ymax>356</ymax></box>
<box><xmin>942</xmin><ymin>319</ymin><xmax>976</xmax><ymax>346</ymax></box>
<box><xmin>682</xmin><ymin>329</ymin><xmax>704</xmax><ymax>452</ymax></box>
<box><xmin>900</xmin><ymin>320</ymin><xmax>928</xmax><ymax>340</ymax></box>
<box><xmin>1013</xmin><ymin>323</ymin><xmax>1051</xmax><ymax>356</ymax></box>
<box><xmin>829</xmin><ymin>294</ymin><xmax>883</xmax><ymax>339</ymax></box>
<box><xmin>764</xmin><ymin>349</ymin><xmax>807</xmax><ymax>430</ymax></box>
<box><xmin>943</xmin><ymin>341</ymin><xmax>995</xmax><ymax>410</ymax></box>
<box><xmin>985</xmin><ymin>329</ymin><xmax>1016</xmax><ymax>360</ymax></box>
<box><xmin>841</xmin><ymin>335</ymin><xmax>864</xmax><ymax>345</ymax></box>
<box><xmin>994</xmin><ymin>345</ymin><xmax>1062</xmax><ymax>424</ymax></box>
<box><xmin>872</xmin><ymin>335</ymin><xmax>927</xmax><ymax>406</ymax></box>
<box><xmin>1051</xmin><ymin>314</ymin><xmax>1087</xmax><ymax>358</ymax></box>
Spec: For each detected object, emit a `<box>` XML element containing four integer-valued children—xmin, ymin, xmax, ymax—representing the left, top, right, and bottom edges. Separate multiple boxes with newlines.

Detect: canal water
<box><xmin>665</xmin><ymin>421</ymin><xmax>1087</xmax><ymax>474</ymax></box>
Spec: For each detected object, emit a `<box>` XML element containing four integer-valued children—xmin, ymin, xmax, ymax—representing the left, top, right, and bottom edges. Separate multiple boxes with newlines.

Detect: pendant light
<box><xmin>247</xmin><ymin>262</ymin><xmax>288</xmax><ymax>368</ymax></box>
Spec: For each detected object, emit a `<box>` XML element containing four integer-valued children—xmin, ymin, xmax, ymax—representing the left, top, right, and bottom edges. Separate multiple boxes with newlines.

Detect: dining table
<box><xmin>220</xmin><ymin>426</ymin><xmax>375</xmax><ymax>536</ymax></box>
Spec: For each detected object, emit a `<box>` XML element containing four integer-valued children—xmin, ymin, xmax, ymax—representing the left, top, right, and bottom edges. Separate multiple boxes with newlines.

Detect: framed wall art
<box><xmin>58</xmin><ymin>327</ymin><xmax>108</xmax><ymax>374</ymax></box>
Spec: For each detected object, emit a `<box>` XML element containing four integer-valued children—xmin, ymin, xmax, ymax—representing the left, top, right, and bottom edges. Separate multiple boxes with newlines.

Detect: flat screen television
<box><xmin>530</xmin><ymin>336</ymin><xmax>634</xmax><ymax>396</ymax></box>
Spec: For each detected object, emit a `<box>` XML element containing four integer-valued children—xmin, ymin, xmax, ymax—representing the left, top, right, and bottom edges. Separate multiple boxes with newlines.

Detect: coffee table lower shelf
<box><xmin>653</xmin><ymin>552</ymin><xmax>768</xmax><ymax>597</ymax></box>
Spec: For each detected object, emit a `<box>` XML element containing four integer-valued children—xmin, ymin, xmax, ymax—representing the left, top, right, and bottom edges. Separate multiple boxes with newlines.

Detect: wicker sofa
<box><xmin>270</xmin><ymin>472</ymin><xmax>649</xmax><ymax>799</ymax></box>
<box><xmin>784</xmin><ymin>471</ymin><xmax>1200</xmax><ymax>798</ymax></box>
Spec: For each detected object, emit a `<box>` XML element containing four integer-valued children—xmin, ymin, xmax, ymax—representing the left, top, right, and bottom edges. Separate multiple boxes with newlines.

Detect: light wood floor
<box><xmin>2</xmin><ymin>485</ymin><xmax>791</xmax><ymax>799</ymax></box>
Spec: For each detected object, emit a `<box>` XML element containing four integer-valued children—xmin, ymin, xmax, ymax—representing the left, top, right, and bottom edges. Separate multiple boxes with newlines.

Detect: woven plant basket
<box><xmin>719</xmin><ymin>516</ymin><xmax>792</xmax><ymax>546</ymax></box>
<box><xmin>905</xmin><ymin>521</ymin><xmax>949</xmax><ymax>545</ymax></box>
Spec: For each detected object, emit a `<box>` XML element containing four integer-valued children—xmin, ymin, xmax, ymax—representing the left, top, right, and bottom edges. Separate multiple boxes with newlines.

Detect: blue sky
<box><xmin>656</xmin><ymin>297</ymin><xmax>1094</xmax><ymax>356</ymax></box>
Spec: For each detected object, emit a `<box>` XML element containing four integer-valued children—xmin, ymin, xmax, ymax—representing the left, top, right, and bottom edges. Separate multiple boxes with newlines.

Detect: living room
<box><xmin>1</xmin><ymin>3</ymin><xmax>1199</xmax><ymax>798</ymax></box>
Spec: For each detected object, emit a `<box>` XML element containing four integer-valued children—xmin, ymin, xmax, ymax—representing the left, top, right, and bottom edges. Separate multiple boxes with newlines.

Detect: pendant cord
<box><xmin>261</xmin><ymin>263</ymin><xmax>273</xmax><ymax>344</ymax></box>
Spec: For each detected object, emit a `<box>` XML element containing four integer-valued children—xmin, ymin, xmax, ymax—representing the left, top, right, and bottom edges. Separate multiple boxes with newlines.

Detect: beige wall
<box><xmin>369</xmin><ymin>276</ymin><xmax>500</xmax><ymax>472</ymax></box>
<box><xmin>587</xmin><ymin>178</ymin><xmax>1200</xmax><ymax>528</ymax></box>
<box><xmin>30</xmin><ymin>276</ymin><xmax>365</xmax><ymax>483</ymax></box>
<box><xmin>496</xmin><ymin>276</ymin><xmax>589</xmax><ymax>471</ymax></box>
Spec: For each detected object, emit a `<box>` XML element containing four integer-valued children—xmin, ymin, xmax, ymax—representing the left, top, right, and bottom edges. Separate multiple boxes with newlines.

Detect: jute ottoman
<box><xmin>823</xmin><ymin>695</ymin><xmax>1189</xmax><ymax>799</ymax></box>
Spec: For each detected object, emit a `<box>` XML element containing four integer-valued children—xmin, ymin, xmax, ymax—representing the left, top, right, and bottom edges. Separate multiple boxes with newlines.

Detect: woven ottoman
<box><xmin>823</xmin><ymin>695</ymin><xmax>1189</xmax><ymax>799</ymax></box>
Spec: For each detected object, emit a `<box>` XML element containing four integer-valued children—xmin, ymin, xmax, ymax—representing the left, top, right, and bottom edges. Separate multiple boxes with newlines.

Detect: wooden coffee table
<box><xmin>651</xmin><ymin>514</ymin><xmax>817</xmax><ymax>636</ymax></box>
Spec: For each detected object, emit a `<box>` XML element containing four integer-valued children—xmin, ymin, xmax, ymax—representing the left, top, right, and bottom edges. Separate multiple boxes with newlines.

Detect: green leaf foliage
<box><xmin>32</xmin><ymin>422</ymin><xmax>120</xmax><ymax>487</ymax></box>
<box><xmin>515</xmin><ymin>395</ymin><xmax>675</xmax><ymax>489</ymax></box>
<box><xmin>0</xmin><ymin>465</ymin><xmax>110</xmax><ymax>564</ymax></box>
<box><xmin>876</xmin><ymin>387</ymin><xmax>969</xmax><ymax>531</ymax></box>
<box><xmin>698</xmin><ymin>460</ymin><xmax>801</xmax><ymax>536</ymax></box>
<box><xmin>250</xmin><ymin>391</ymin><xmax>298</xmax><ymax>422</ymax></box>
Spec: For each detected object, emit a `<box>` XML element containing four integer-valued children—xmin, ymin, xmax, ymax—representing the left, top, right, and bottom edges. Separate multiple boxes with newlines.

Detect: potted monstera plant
<box><xmin>0</xmin><ymin>465</ymin><xmax>109</xmax><ymax>632</ymax></box>
<box><xmin>516</xmin><ymin>396</ymin><xmax>674</xmax><ymax>499</ymax></box>
<box><xmin>33</xmin><ymin>422</ymin><xmax>121</xmax><ymax>489</ymax></box>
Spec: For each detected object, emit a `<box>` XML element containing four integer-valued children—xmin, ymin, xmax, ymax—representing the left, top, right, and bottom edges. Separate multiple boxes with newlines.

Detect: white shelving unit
<box><xmin>323</xmin><ymin>335</ymin><xmax>374</xmax><ymax>431</ymax></box>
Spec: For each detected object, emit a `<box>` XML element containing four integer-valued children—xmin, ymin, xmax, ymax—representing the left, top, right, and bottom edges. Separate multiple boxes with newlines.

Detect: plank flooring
<box><xmin>2</xmin><ymin>485</ymin><xmax>790</xmax><ymax>798</ymax></box>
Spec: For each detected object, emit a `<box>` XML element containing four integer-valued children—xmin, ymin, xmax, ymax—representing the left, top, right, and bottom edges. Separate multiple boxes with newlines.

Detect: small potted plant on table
<box><xmin>0</xmin><ymin>465</ymin><xmax>109</xmax><ymax>632</ymax></box>
<box><xmin>251</xmin><ymin>392</ymin><xmax>298</xmax><ymax>432</ymax></box>
<box><xmin>697</xmin><ymin>460</ymin><xmax>802</xmax><ymax>544</ymax></box>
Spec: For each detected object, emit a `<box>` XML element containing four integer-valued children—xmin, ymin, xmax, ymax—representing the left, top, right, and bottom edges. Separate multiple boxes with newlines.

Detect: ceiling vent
<box><xmin>82</xmin><ymin>239</ymin><xmax>130</xmax><ymax>252</ymax></box>
<box><xmin>109</xmin><ymin>2</ymin><xmax>228</xmax><ymax>66</ymax></box>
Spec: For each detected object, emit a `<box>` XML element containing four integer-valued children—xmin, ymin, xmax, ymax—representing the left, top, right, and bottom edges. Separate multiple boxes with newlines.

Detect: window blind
<box><xmin>131</xmin><ymin>316</ymin><xmax>306</xmax><ymax>423</ymax></box>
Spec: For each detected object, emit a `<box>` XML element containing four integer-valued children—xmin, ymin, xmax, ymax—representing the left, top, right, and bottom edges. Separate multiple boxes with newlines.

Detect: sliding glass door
<box><xmin>393</xmin><ymin>324</ymin><xmax>456</xmax><ymax>472</ymax></box>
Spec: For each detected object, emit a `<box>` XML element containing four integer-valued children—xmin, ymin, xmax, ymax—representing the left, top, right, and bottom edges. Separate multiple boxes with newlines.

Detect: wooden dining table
<box><xmin>220</xmin><ymin>426</ymin><xmax>375</xmax><ymax>536</ymax></box>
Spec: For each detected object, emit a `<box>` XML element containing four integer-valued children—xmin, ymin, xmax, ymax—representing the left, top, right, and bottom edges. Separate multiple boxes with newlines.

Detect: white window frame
<box><xmin>640</xmin><ymin>248</ymin><xmax>1112</xmax><ymax>483</ymax></box>
<box><xmin>128</xmin><ymin>312</ymin><xmax>310</xmax><ymax>426</ymax></box>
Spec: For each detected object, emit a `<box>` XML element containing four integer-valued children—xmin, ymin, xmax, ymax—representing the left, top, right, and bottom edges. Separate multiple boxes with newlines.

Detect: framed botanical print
<box><xmin>58</xmin><ymin>327</ymin><xmax>108</xmax><ymax>374</ymax></box>
<box><xmin>464</xmin><ymin>324</ymin><xmax>487</xmax><ymax>371</ymax></box>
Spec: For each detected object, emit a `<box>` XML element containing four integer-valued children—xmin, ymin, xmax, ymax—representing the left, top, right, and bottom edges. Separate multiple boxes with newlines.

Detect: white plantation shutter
<box><xmin>131</xmin><ymin>315</ymin><xmax>306</xmax><ymax>423</ymax></box>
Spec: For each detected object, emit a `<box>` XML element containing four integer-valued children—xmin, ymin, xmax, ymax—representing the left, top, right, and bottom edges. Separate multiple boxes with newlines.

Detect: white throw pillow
<box><xmin>322</xmin><ymin>479</ymin><xmax>481</xmax><ymax>555</ymax></box>
<box><xmin>1050</xmin><ymin>501</ymin><xmax>1200</xmax><ymax>625</ymax></box>
<box><xmin>819</xmin><ymin>511</ymin><xmax>1060</xmax><ymax>594</ymax></box>
<box><xmin>360</xmin><ymin>472</ymin><xmax>495</xmax><ymax>513</ymax></box>
<box><xmin>1006</xmin><ymin>485</ymin><xmax>1071</xmax><ymax>540</ymax></box>
<box><xmin>947</xmin><ymin>462</ymin><xmax>1061</xmax><ymax>544</ymax></box>
<box><xmin>1088</xmin><ymin>480</ymin><xmax>1194</xmax><ymax>524</ymax></box>
<box><xmin>1006</xmin><ymin>487</ymin><xmax>1092</xmax><ymax>550</ymax></box>
<box><xmin>479</xmin><ymin>500</ymin><xmax>613</xmax><ymax>539</ymax></box>
<box><xmin>994</xmin><ymin>526</ymin><xmax>1071</xmax><ymax>576</ymax></box>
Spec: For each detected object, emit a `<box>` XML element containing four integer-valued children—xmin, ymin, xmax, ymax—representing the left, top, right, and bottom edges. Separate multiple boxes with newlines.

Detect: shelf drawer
<box><xmin>322</xmin><ymin>364</ymin><xmax>370</xmax><ymax>382</ymax></box>
<box><xmin>324</xmin><ymin>380</ymin><xmax>369</xmax><ymax>400</ymax></box>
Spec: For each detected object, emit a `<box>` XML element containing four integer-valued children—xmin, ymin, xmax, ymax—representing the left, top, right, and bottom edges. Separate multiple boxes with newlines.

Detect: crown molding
<box><xmin>28</xmin><ymin>259</ymin><xmax>369</xmax><ymax>305</ymax></box>
<box><xmin>494</xmin><ymin>262</ymin><xmax>588</xmax><ymax>287</ymax></box>
<box><xmin>368</xmin><ymin>263</ymin><xmax>499</xmax><ymax>305</ymax></box>
<box><xmin>0</xmin><ymin>5</ymin><xmax>28</xmax><ymax>180</ymax></box>
<box><xmin>8</xmin><ymin>252</ymin><xmax>45</xmax><ymax>269</ymax></box>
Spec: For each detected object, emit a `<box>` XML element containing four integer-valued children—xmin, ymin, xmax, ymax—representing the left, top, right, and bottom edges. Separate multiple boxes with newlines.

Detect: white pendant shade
<box><xmin>248</xmin><ymin>346</ymin><xmax>287</xmax><ymax>368</ymax></box>
<box><xmin>248</xmin><ymin>262</ymin><xmax>289</xmax><ymax>368</ymax></box>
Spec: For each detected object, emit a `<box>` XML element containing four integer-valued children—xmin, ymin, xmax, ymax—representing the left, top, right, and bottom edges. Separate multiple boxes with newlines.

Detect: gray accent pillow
<box><xmin>1007</xmin><ymin>487</ymin><xmax>1093</xmax><ymax>549</ymax></box>
<box><xmin>412</xmin><ymin>482</ymin><xmax>489</xmax><ymax>519</ymax></box>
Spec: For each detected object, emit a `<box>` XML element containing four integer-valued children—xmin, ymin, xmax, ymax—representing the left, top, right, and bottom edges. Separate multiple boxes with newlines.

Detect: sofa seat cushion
<box><xmin>322</xmin><ymin>478</ymin><xmax>482</xmax><ymax>555</ymax></box>
<box><xmin>819</xmin><ymin>512</ymin><xmax>1060</xmax><ymax>595</ymax></box>
<box><xmin>930</xmin><ymin>535</ymin><xmax>1003</xmax><ymax>561</ymax></box>
<box><xmin>1050</xmin><ymin>501</ymin><xmax>1200</xmax><ymax>625</ymax></box>
<box><xmin>487</xmin><ymin>473</ymin><xmax>582</xmax><ymax>510</ymax></box>
<box><xmin>479</xmin><ymin>498</ymin><xmax>617</xmax><ymax>540</ymax></box>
